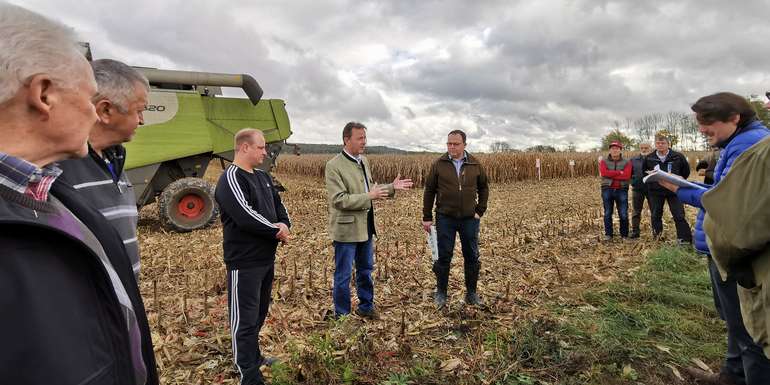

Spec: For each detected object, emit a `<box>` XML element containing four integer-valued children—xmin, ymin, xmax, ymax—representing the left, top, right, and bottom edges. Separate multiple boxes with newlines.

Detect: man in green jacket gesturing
<box><xmin>325</xmin><ymin>122</ymin><xmax>413</xmax><ymax>319</ymax></box>
<box><xmin>422</xmin><ymin>130</ymin><xmax>490</xmax><ymax>308</ymax></box>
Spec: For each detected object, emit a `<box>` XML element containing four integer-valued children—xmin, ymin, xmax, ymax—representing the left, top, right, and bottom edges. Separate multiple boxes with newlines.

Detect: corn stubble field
<box><xmin>137</xmin><ymin>153</ymin><xmax>706</xmax><ymax>385</ymax></box>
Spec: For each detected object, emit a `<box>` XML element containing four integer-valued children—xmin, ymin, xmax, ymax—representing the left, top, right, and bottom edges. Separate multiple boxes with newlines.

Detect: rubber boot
<box><xmin>464</xmin><ymin>261</ymin><xmax>482</xmax><ymax>305</ymax></box>
<box><xmin>432</xmin><ymin>262</ymin><xmax>449</xmax><ymax>309</ymax></box>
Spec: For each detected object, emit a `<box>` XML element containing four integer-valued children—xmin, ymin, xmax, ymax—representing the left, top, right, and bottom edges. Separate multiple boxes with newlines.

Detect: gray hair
<box><xmin>0</xmin><ymin>3</ymin><xmax>89</xmax><ymax>104</ymax></box>
<box><xmin>91</xmin><ymin>59</ymin><xmax>149</xmax><ymax>113</ymax></box>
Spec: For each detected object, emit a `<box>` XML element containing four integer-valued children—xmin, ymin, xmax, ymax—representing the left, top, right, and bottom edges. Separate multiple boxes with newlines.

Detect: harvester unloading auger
<box><xmin>123</xmin><ymin>66</ymin><xmax>292</xmax><ymax>232</ymax></box>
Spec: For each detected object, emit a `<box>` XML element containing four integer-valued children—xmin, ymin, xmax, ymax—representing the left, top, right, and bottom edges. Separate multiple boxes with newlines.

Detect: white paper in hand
<box><xmin>643</xmin><ymin>165</ymin><xmax>706</xmax><ymax>190</ymax></box>
<box><xmin>427</xmin><ymin>225</ymin><xmax>439</xmax><ymax>262</ymax></box>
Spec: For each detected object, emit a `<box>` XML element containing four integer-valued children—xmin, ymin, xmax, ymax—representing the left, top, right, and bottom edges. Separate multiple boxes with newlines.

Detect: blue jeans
<box><xmin>332</xmin><ymin>236</ymin><xmax>374</xmax><ymax>315</ymax></box>
<box><xmin>602</xmin><ymin>188</ymin><xmax>629</xmax><ymax>237</ymax></box>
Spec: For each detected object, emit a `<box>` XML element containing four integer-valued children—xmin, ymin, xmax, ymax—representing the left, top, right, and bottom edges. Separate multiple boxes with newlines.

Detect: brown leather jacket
<box><xmin>422</xmin><ymin>152</ymin><xmax>489</xmax><ymax>221</ymax></box>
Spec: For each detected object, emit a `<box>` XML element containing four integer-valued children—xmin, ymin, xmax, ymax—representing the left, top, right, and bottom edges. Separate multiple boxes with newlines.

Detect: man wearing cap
<box><xmin>599</xmin><ymin>141</ymin><xmax>631</xmax><ymax>240</ymax></box>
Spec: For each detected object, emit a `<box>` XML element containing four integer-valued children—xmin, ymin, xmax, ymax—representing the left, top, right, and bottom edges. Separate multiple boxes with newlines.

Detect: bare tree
<box><xmin>489</xmin><ymin>141</ymin><xmax>512</xmax><ymax>153</ymax></box>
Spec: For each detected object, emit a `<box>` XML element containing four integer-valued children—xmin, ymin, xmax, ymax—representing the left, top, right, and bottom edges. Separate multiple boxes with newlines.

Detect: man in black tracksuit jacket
<box><xmin>215</xmin><ymin>129</ymin><xmax>291</xmax><ymax>385</ymax></box>
<box><xmin>642</xmin><ymin>135</ymin><xmax>692</xmax><ymax>243</ymax></box>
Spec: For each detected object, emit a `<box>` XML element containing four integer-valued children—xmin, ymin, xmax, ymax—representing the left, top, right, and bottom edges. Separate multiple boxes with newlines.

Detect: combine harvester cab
<box><xmin>126</xmin><ymin>68</ymin><xmax>292</xmax><ymax>232</ymax></box>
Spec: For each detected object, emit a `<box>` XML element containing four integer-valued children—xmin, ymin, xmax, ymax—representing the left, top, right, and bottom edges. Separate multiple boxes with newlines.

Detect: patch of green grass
<box><xmin>270</xmin><ymin>362</ymin><xmax>296</xmax><ymax>385</ymax></box>
<box><xmin>470</xmin><ymin>246</ymin><xmax>725</xmax><ymax>384</ymax></box>
<box><xmin>381</xmin><ymin>372</ymin><xmax>410</xmax><ymax>385</ymax></box>
<box><xmin>378</xmin><ymin>358</ymin><xmax>439</xmax><ymax>385</ymax></box>
<box><xmin>341</xmin><ymin>362</ymin><xmax>356</xmax><ymax>384</ymax></box>
<box><xmin>495</xmin><ymin>372</ymin><xmax>538</xmax><ymax>385</ymax></box>
<box><xmin>568</xmin><ymin>246</ymin><xmax>723</xmax><ymax>362</ymax></box>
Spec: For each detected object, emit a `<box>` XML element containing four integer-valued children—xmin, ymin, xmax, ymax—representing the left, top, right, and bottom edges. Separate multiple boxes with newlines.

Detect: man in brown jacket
<box><xmin>422</xmin><ymin>130</ymin><xmax>490</xmax><ymax>308</ymax></box>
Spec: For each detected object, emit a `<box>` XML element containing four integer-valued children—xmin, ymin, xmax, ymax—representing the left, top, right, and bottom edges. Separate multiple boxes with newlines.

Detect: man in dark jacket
<box><xmin>629</xmin><ymin>142</ymin><xmax>652</xmax><ymax>238</ymax></box>
<box><xmin>215</xmin><ymin>129</ymin><xmax>291</xmax><ymax>385</ymax></box>
<box><xmin>0</xmin><ymin>4</ymin><xmax>158</xmax><ymax>384</ymax></box>
<box><xmin>695</xmin><ymin>148</ymin><xmax>721</xmax><ymax>185</ymax></box>
<box><xmin>642</xmin><ymin>134</ymin><xmax>692</xmax><ymax>243</ymax></box>
<box><xmin>660</xmin><ymin>92</ymin><xmax>770</xmax><ymax>385</ymax></box>
<box><xmin>422</xmin><ymin>130</ymin><xmax>490</xmax><ymax>308</ymax></box>
<box><xmin>58</xmin><ymin>59</ymin><xmax>149</xmax><ymax>280</ymax></box>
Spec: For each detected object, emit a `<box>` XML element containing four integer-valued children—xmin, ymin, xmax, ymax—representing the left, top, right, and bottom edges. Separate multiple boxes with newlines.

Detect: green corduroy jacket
<box><xmin>324</xmin><ymin>152</ymin><xmax>394</xmax><ymax>242</ymax></box>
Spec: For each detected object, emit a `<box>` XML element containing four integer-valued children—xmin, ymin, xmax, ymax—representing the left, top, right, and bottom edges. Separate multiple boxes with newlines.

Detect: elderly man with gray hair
<box><xmin>59</xmin><ymin>59</ymin><xmax>150</xmax><ymax>280</ymax></box>
<box><xmin>0</xmin><ymin>4</ymin><xmax>158</xmax><ymax>385</ymax></box>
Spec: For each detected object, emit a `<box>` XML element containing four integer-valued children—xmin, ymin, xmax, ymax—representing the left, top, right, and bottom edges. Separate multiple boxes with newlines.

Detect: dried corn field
<box><xmin>138</xmin><ymin>157</ymin><xmax>701</xmax><ymax>385</ymax></box>
<box><xmin>276</xmin><ymin>151</ymin><xmax>711</xmax><ymax>186</ymax></box>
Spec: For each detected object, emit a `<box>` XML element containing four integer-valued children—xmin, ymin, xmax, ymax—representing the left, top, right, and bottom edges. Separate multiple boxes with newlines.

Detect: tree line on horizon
<box><xmin>490</xmin><ymin>95</ymin><xmax>770</xmax><ymax>153</ymax></box>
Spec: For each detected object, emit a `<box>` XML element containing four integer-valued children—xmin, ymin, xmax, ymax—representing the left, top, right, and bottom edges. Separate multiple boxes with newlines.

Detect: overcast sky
<box><xmin>12</xmin><ymin>0</ymin><xmax>770</xmax><ymax>151</ymax></box>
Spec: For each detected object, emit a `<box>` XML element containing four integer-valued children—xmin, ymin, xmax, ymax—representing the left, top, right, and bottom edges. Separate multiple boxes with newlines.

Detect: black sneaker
<box><xmin>323</xmin><ymin>311</ymin><xmax>343</xmax><ymax>322</ymax></box>
<box><xmin>434</xmin><ymin>291</ymin><xmax>448</xmax><ymax>309</ymax></box>
<box><xmin>258</xmin><ymin>355</ymin><xmax>278</xmax><ymax>367</ymax></box>
<box><xmin>465</xmin><ymin>292</ymin><xmax>482</xmax><ymax>306</ymax></box>
<box><xmin>355</xmin><ymin>308</ymin><xmax>381</xmax><ymax>320</ymax></box>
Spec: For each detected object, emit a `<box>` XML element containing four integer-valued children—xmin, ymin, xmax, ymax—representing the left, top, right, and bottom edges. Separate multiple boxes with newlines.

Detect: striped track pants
<box><xmin>228</xmin><ymin>265</ymin><xmax>274</xmax><ymax>385</ymax></box>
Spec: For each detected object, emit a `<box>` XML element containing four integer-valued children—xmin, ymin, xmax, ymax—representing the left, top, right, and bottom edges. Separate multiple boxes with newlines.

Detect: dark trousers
<box><xmin>630</xmin><ymin>188</ymin><xmax>648</xmax><ymax>235</ymax></box>
<box><xmin>647</xmin><ymin>193</ymin><xmax>692</xmax><ymax>242</ymax></box>
<box><xmin>228</xmin><ymin>265</ymin><xmax>274</xmax><ymax>385</ymax></box>
<box><xmin>709</xmin><ymin>259</ymin><xmax>770</xmax><ymax>385</ymax></box>
<box><xmin>333</xmin><ymin>236</ymin><xmax>374</xmax><ymax>315</ymax></box>
<box><xmin>435</xmin><ymin>213</ymin><xmax>480</xmax><ymax>274</ymax></box>
<box><xmin>601</xmin><ymin>188</ymin><xmax>629</xmax><ymax>237</ymax></box>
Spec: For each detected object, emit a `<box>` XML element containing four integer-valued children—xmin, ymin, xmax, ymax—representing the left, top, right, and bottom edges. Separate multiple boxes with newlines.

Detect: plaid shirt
<box><xmin>0</xmin><ymin>152</ymin><xmax>62</xmax><ymax>202</ymax></box>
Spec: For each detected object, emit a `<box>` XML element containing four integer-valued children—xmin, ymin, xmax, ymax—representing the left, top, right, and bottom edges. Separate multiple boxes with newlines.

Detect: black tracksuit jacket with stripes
<box><xmin>215</xmin><ymin>165</ymin><xmax>291</xmax><ymax>270</ymax></box>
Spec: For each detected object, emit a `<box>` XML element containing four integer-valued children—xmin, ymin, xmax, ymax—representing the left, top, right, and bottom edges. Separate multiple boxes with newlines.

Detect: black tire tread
<box><xmin>158</xmin><ymin>177</ymin><xmax>219</xmax><ymax>232</ymax></box>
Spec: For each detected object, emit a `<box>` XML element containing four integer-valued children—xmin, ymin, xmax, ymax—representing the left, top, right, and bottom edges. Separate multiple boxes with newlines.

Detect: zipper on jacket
<box><xmin>459</xmin><ymin>166</ymin><xmax>463</xmax><ymax>191</ymax></box>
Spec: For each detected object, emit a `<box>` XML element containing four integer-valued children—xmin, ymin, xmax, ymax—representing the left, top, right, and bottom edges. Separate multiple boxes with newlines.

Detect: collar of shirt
<box><xmin>341</xmin><ymin>149</ymin><xmax>369</xmax><ymax>192</ymax></box>
<box><xmin>449</xmin><ymin>151</ymin><xmax>468</xmax><ymax>161</ymax></box>
<box><xmin>342</xmin><ymin>149</ymin><xmax>362</xmax><ymax>163</ymax></box>
<box><xmin>656</xmin><ymin>150</ymin><xmax>669</xmax><ymax>161</ymax></box>
<box><xmin>451</xmin><ymin>151</ymin><xmax>467</xmax><ymax>175</ymax></box>
<box><xmin>0</xmin><ymin>151</ymin><xmax>62</xmax><ymax>201</ymax></box>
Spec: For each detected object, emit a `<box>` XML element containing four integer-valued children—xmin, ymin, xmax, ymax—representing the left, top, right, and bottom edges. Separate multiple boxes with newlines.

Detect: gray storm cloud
<box><xmin>14</xmin><ymin>0</ymin><xmax>770</xmax><ymax>151</ymax></box>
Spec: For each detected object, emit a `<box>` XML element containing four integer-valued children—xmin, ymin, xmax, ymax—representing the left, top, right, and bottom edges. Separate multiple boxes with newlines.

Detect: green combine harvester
<box><xmin>79</xmin><ymin>43</ymin><xmax>292</xmax><ymax>232</ymax></box>
<box><xmin>124</xmin><ymin>67</ymin><xmax>292</xmax><ymax>232</ymax></box>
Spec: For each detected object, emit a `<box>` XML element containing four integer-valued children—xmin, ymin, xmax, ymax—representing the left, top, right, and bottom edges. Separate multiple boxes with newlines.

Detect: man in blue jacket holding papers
<box><xmin>659</xmin><ymin>92</ymin><xmax>770</xmax><ymax>385</ymax></box>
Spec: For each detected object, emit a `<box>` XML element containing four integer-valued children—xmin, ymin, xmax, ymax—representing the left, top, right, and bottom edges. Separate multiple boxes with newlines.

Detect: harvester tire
<box><xmin>158</xmin><ymin>177</ymin><xmax>219</xmax><ymax>232</ymax></box>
